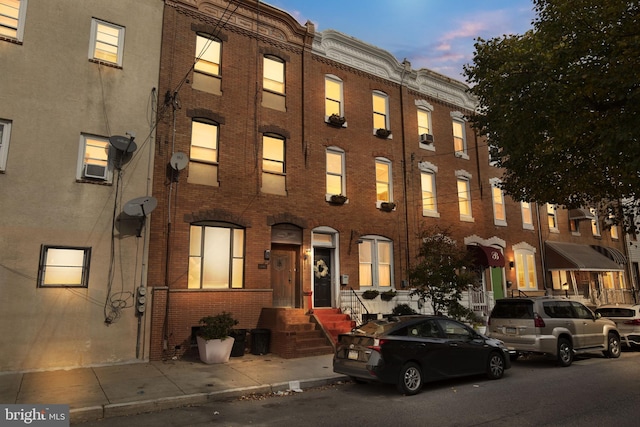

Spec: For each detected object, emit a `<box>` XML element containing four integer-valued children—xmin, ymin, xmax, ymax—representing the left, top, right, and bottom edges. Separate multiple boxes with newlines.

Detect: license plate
<box><xmin>505</xmin><ymin>327</ymin><xmax>517</xmax><ymax>334</ymax></box>
<box><xmin>348</xmin><ymin>349</ymin><xmax>359</xmax><ymax>360</ymax></box>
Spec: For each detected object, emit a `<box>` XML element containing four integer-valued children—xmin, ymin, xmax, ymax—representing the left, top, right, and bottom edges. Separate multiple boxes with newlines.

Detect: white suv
<box><xmin>487</xmin><ymin>297</ymin><xmax>621</xmax><ymax>366</ymax></box>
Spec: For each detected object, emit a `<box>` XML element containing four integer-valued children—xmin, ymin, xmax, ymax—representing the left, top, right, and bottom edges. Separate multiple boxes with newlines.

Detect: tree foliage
<box><xmin>464</xmin><ymin>0</ymin><xmax>640</xmax><ymax>228</ymax></box>
<box><xmin>408</xmin><ymin>226</ymin><xmax>479</xmax><ymax>318</ymax></box>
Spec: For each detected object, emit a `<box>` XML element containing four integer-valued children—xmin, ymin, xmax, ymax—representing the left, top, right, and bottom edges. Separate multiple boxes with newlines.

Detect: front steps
<box><xmin>312</xmin><ymin>308</ymin><xmax>356</xmax><ymax>345</ymax></box>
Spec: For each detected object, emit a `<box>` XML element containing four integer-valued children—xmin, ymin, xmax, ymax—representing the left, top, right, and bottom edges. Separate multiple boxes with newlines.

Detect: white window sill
<box><xmin>460</xmin><ymin>214</ymin><xmax>475</xmax><ymax>223</ymax></box>
<box><xmin>422</xmin><ymin>210</ymin><xmax>440</xmax><ymax>218</ymax></box>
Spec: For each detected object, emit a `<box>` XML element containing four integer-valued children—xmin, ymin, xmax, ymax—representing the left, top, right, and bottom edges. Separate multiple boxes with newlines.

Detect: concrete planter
<box><xmin>196</xmin><ymin>336</ymin><xmax>235</xmax><ymax>364</ymax></box>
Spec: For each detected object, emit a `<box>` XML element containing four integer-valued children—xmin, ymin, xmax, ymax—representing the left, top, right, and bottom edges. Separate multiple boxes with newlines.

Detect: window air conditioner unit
<box><xmin>419</xmin><ymin>133</ymin><xmax>434</xmax><ymax>144</ymax></box>
<box><xmin>84</xmin><ymin>163</ymin><xmax>108</xmax><ymax>180</ymax></box>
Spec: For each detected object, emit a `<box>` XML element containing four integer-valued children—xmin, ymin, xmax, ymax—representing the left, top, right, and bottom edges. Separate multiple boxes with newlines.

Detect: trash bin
<box><xmin>250</xmin><ymin>328</ymin><xmax>270</xmax><ymax>355</ymax></box>
<box><xmin>229</xmin><ymin>329</ymin><xmax>247</xmax><ymax>357</ymax></box>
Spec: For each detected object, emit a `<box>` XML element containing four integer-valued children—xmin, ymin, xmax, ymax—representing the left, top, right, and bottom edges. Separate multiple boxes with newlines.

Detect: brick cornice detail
<box><xmin>266</xmin><ymin>213</ymin><xmax>307</xmax><ymax>229</ymax></box>
<box><xmin>185</xmin><ymin>209</ymin><xmax>250</xmax><ymax>227</ymax></box>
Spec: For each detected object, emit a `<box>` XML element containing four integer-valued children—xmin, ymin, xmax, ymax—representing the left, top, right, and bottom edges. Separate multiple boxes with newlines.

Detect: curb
<box><xmin>70</xmin><ymin>376</ymin><xmax>348</xmax><ymax>423</ymax></box>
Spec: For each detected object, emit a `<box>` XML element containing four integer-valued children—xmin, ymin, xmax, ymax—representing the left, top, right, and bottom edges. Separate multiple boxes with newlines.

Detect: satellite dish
<box><xmin>124</xmin><ymin>196</ymin><xmax>158</xmax><ymax>217</ymax></box>
<box><xmin>110</xmin><ymin>135</ymin><xmax>137</xmax><ymax>153</ymax></box>
<box><xmin>170</xmin><ymin>152</ymin><xmax>188</xmax><ymax>171</ymax></box>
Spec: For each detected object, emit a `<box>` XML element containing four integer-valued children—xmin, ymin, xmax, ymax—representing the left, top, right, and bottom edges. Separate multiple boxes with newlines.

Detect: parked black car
<box><xmin>333</xmin><ymin>315</ymin><xmax>510</xmax><ymax>395</ymax></box>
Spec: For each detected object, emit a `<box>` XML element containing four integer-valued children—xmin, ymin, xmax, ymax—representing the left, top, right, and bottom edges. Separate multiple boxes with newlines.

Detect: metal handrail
<box><xmin>509</xmin><ymin>289</ymin><xmax>530</xmax><ymax>298</ymax></box>
<box><xmin>341</xmin><ymin>287</ymin><xmax>369</xmax><ymax>327</ymax></box>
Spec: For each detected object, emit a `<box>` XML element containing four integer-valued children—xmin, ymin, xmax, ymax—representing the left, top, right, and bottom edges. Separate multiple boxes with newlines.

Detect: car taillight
<box><xmin>367</xmin><ymin>338</ymin><xmax>387</xmax><ymax>353</ymax></box>
<box><xmin>624</xmin><ymin>319</ymin><xmax>640</xmax><ymax>325</ymax></box>
<box><xmin>534</xmin><ymin>313</ymin><xmax>545</xmax><ymax>328</ymax></box>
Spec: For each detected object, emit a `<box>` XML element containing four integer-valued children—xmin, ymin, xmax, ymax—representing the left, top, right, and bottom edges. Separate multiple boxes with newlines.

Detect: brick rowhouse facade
<box><xmin>147</xmin><ymin>0</ymin><xmax>632</xmax><ymax>361</ymax></box>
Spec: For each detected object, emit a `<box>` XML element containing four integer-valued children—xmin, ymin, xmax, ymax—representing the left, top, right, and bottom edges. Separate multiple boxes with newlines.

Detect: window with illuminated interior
<box><xmin>358</xmin><ymin>235</ymin><xmax>393</xmax><ymax>288</ymax></box>
<box><xmin>188</xmin><ymin>223</ymin><xmax>244</xmax><ymax>289</ymax></box>
<box><xmin>38</xmin><ymin>246</ymin><xmax>91</xmax><ymax>288</ymax></box>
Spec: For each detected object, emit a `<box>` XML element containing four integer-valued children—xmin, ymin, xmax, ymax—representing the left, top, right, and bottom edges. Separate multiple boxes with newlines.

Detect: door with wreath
<box><xmin>313</xmin><ymin>248</ymin><xmax>332</xmax><ymax>307</ymax></box>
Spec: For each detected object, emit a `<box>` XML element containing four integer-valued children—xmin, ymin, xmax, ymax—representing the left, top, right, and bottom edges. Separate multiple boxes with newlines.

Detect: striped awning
<box><xmin>591</xmin><ymin>245</ymin><xmax>627</xmax><ymax>264</ymax></box>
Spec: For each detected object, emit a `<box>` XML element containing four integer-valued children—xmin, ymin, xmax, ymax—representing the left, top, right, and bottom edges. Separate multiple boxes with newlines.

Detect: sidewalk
<box><xmin>0</xmin><ymin>353</ymin><xmax>347</xmax><ymax>424</ymax></box>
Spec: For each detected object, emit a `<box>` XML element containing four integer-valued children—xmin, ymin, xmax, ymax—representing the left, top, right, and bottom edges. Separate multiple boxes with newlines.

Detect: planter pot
<box><xmin>196</xmin><ymin>335</ymin><xmax>235</xmax><ymax>364</ymax></box>
<box><xmin>329</xmin><ymin>195</ymin><xmax>347</xmax><ymax>205</ymax></box>
<box><xmin>474</xmin><ymin>326</ymin><xmax>487</xmax><ymax>334</ymax></box>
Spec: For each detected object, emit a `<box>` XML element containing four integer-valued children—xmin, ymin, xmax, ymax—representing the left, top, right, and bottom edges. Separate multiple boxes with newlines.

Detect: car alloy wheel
<box><xmin>397</xmin><ymin>362</ymin><xmax>423</xmax><ymax>395</ymax></box>
<box><xmin>487</xmin><ymin>352</ymin><xmax>505</xmax><ymax>379</ymax></box>
<box><xmin>557</xmin><ymin>337</ymin><xmax>573</xmax><ymax>367</ymax></box>
<box><xmin>605</xmin><ymin>333</ymin><xmax>621</xmax><ymax>358</ymax></box>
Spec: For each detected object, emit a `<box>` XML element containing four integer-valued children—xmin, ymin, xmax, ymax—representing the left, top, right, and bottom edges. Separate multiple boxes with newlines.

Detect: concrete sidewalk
<box><xmin>0</xmin><ymin>353</ymin><xmax>347</xmax><ymax>424</ymax></box>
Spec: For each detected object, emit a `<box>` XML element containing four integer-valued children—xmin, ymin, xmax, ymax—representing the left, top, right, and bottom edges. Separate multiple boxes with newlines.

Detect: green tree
<box><xmin>464</xmin><ymin>0</ymin><xmax>640</xmax><ymax>230</ymax></box>
<box><xmin>408</xmin><ymin>226</ymin><xmax>478</xmax><ymax>319</ymax></box>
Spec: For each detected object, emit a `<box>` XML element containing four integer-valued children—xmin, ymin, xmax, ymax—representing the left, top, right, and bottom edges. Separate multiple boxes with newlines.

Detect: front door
<box><xmin>313</xmin><ymin>248</ymin><xmax>332</xmax><ymax>307</ymax></box>
<box><xmin>272</xmin><ymin>249</ymin><xmax>296</xmax><ymax>307</ymax></box>
<box><xmin>491</xmin><ymin>267</ymin><xmax>504</xmax><ymax>300</ymax></box>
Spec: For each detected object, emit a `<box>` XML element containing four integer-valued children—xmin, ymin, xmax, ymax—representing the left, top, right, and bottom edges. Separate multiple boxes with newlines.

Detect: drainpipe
<box><xmin>399</xmin><ymin>59</ymin><xmax>411</xmax><ymax>284</ymax></box>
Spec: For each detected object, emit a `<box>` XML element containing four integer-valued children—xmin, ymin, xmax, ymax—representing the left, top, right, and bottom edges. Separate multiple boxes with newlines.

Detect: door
<box><xmin>313</xmin><ymin>248</ymin><xmax>332</xmax><ymax>307</ymax></box>
<box><xmin>272</xmin><ymin>249</ymin><xmax>296</xmax><ymax>307</ymax></box>
<box><xmin>491</xmin><ymin>267</ymin><xmax>504</xmax><ymax>300</ymax></box>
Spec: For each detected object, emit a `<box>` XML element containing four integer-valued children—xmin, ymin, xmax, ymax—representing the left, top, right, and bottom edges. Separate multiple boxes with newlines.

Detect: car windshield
<box><xmin>490</xmin><ymin>301</ymin><xmax>534</xmax><ymax>319</ymax></box>
<box><xmin>596</xmin><ymin>308</ymin><xmax>636</xmax><ymax>317</ymax></box>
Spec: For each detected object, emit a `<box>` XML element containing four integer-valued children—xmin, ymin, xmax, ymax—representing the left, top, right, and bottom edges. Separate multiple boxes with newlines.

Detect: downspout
<box><xmin>535</xmin><ymin>202</ymin><xmax>548</xmax><ymax>290</ymax></box>
<box><xmin>399</xmin><ymin>60</ymin><xmax>411</xmax><ymax>286</ymax></box>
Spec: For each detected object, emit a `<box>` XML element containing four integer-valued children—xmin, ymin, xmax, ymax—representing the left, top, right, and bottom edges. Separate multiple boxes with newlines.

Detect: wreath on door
<box><xmin>314</xmin><ymin>259</ymin><xmax>329</xmax><ymax>278</ymax></box>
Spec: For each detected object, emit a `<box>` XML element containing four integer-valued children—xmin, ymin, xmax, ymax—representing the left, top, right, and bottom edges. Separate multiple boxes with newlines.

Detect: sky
<box><xmin>266</xmin><ymin>0</ymin><xmax>536</xmax><ymax>82</ymax></box>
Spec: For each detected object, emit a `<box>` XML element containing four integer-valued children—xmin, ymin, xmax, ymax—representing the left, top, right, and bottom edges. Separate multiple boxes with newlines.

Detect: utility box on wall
<box><xmin>341</xmin><ymin>274</ymin><xmax>349</xmax><ymax>285</ymax></box>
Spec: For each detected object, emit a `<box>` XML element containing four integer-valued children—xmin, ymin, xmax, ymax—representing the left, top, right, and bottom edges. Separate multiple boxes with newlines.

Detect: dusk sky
<box><xmin>266</xmin><ymin>0</ymin><xmax>536</xmax><ymax>83</ymax></box>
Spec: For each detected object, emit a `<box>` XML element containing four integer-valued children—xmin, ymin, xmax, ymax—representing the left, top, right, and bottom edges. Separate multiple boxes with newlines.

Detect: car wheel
<box><xmin>605</xmin><ymin>333</ymin><xmax>621</xmax><ymax>359</ymax></box>
<box><xmin>486</xmin><ymin>352</ymin><xmax>505</xmax><ymax>380</ymax></box>
<box><xmin>557</xmin><ymin>337</ymin><xmax>573</xmax><ymax>367</ymax></box>
<box><xmin>397</xmin><ymin>362</ymin><xmax>423</xmax><ymax>395</ymax></box>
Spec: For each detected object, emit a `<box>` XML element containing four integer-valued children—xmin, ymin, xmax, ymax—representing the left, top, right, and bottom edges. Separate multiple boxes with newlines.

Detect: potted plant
<box><xmin>381</xmin><ymin>289</ymin><xmax>397</xmax><ymax>301</ymax></box>
<box><xmin>329</xmin><ymin>194</ymin><xmax>347</xmax><ymax>205</ymax></box>
<box><xmin>376</xmin><ymin>128</ymin><xmax>392</xmax><ymax>138</ymax></box>
<box><xmin>196</xmin><ymin>311</ymin><xmax>239</xmax><ymax>364</ymax></box>
<box><xmin>361</xmin><ymin>289</ymin><xmax>379</xmax><ymax>300</ymax></box>
<box><xmin>327</xmin><ymin>113</ymin><xmax>346</xmax><ymax>127</ymax></box>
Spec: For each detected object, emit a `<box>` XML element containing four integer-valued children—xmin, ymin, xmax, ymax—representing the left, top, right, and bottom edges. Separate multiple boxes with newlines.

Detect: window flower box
<box><xmin>381</xmin><ymin>289</ymin><xmax>397</xmax><ymax>301</ymax></box>
<box><xmin>327</xmin><ymin>114</ymin><xmax>346</xmax><ymax>127</ymax></box>
<box><xmin>361</xmin><ymin>290</ymin><xmax>379</xmax><ymax>300</ymax></box>
<box><xmin>380</xmin><ymin>202</ymin><xmax>396</xmax><ymax>212</ymax></box>
<box><xmin>329</xmin><ymin>194</ymin><xmax>347</xmax><ymax>205</ymax></box>
<box><xmin>376</xmin><ymin>128</ymin><xmax>392</xmax><ymax>138</ymax></box>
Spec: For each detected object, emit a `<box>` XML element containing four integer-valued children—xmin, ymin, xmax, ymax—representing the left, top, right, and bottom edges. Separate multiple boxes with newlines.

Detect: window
<box><xmin>488</xmin><ymin>142</ymin><xmax>500</xmax><ymax>167</ymax></box>
<box><xmin>78</xmin><ymin>134</ymin><xmax>112</xmax><ymax>182</ymax></box>
<box><xmin>89</xmin><ymin>18</ymin><xmax>125</xmax><ymax>66</ymax></box>
<box><xmin>521</xmin><ymin>202</ymin><xmax>534</xmax><ymax>230</ymax></box>
<box><xmin>609</xmin><ymin>214</ymin><xmax>619</xmax><ymax>239</ymax></box>
<box><xmin>456</xmin><ymin>170</ymin><xmax>473</xmax><ymax>221</ymax></box>
<box><xmin>325</xmin><ymin>75</ymin><xmax>344</xmax><ymax>118</ymax></box>
<box><xmin>372</xmin><ymin>91</ymin><xmax>389</xmax><ymax>132</ymax></box>
<box><xmin>591</xmin><ymin>208</ymin><xmax>600</xmax><ymax>236</ymax></box>
<box><xmin>375</xmin><ymin>158</ymin><xmax>392</xmax><ymax>204</ymax></box>
<box><xmin>326</xmin><ymin>147</ymin><xmax>345</xmax><ymax>197</ymax></box>
<box><xmin>570</xmin><ymin>218</ymin><xmax>580</xmax><ymax>235</ymax></box>
<box><xmin>514</xmin><ymin>244</ymin><xmax>537</xmax><ymax>290</ymax></box>
<box><xmin>38</xmin><ymin>246</ymin><xmax>91</xmax><ymax>288</ymax></box>
<box><xmin>261</xmin><ymin>134</ymin><xmax>286</xmax><ymax>195</ymax></box>
<box><xmin>546</xmin><ymin>204</ymin><xmax>558</xmax><ymax>232</ymax></box>
<box><xmin>418</xmin><ymin>161</ymin><xmax>438</xmax><ymax>217</ymax></box>
<box><xmin>451</xmin><ymin>113</ymin><xmax>467</xmax><ymax>158</ymax></box>
<box><xmin>194</xmin><ymin>34</ymin><xmax>221</xmax><ymax>76</ymax></box>
<box><xmin>188</xmin><ymin>119</ymin><xmax>219</xmax><ymax>186</ymax></box>
<box><xmin>188</xmin><ymin>224</ymin><xmax>244</xmax><ymax>289</ymax></box>
<box><xmin>0</xmin><ymin>0</ymin><xmax>27</xmax><ymax>41</ymax></box>
<box><xmin>263</xmin><ymin>55</ymin><xmax>285</xmax><ymax>94</ymax></box>
<box><xmin>490</xmin><ymin>178</ymin><xmax>506</xmax><ymax>226</ymax></box>
<box><xmin>193</xmin><ymin>34</ymin><xmax>221</xmax><ymax>94</ymax></box>
<box><xmin>359</xmin><ymin>235</ymin><xmax>393</xmax><ymax>288</ymax></box>
<box><xmin>0</xmin><ymin>118</ymin><xmax>11</xmax><ymax>171</ymax></box>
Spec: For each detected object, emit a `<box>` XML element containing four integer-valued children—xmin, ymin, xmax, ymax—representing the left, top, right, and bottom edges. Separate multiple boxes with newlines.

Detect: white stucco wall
<box><xmin>0</xmin><ymin>0</ymin><xmax>163</xmax><ymax>372</ymax></box>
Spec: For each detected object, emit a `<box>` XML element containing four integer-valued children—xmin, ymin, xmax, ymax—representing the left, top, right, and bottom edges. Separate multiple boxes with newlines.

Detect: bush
<box><xmin>198</xmin><ymin>311</ymin><xmax>239</xmax><ymax>340</ymax></box>
<box><xmin>392</xmin><ymin>304</ymin><xmax>417</xmax><ymax>316</ymax></box>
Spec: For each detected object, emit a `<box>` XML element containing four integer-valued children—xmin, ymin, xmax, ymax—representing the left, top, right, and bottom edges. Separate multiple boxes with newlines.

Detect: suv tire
<box><xmin>557</xmin><ymin>337</ymin><xmax>573</xmax><ymax>367</ymax></box>
<box><xmin>604</xmin><ymin>332</ymin><xmax>621</xmax><ymax>358</ymax></box>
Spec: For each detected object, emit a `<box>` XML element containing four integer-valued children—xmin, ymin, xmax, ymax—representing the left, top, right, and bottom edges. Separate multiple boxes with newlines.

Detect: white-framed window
<box><xmin>194</xmin><ymin>34</ymin><xmax>221</xmax><ymax>76</ymax></box>
<box><xmin>326</xmin><ymin>147</ymin><xmax>345</xmax><ymax>197</ymax></box>
<box><xmin>513</xmin><ymin>242</ymin><xmax>537</xmax><ymax>290</ymax></box>
<box><xmin>358</xmin><ymin>235</ymin><xmax>393</xmax><ymax>288</ymax></box>
<box><xmin>546</xmin><ymin>204</ymin><xmax>558</xmax><ymax>232</ymax></box>
<box><xmin>416</xmin><ymin>100</ymin><xmax>434</xmax><ymax>150</ymax></box>
<box><xmin>188</xmin><ymin>119</ymin><xmax>219</xmax><ymax>186</ymax></box>
<box><xmin>261</xmin><ymin>133</ymin><xmax>286</xmax><ymax>195</ymax></box>
<box><xmin>37</xmin><ymin>245</ymin><xmax>91</xmax><ymax>288</ymax></box>
<box><xmin>77</xmin><ymin>134</ymin><xmax>112</xmax><ymax>182</ymax></box>
<box><xmin>490</xmin><ymin>178</ymin><xmax>506</xmax><ymax>226</ymax></box>
<box><xmin>372</xmin><ymin>91</ymin><xmax>389</xmax><ymax>133</ymax></box>
<box><xmin>570</xmin><ymin>217</ymin><xmax>580</xmax><ymax>235</ymax></box>
<box><xmin>89</xmin><ymin>18</ymin><xmax>125</xmax><ymax>66</ymax></box>
<box><xmin>609</xmin><ymin>214</ymin><xmax>619</xmax><ymax>239</ymax></box>
<box><xmin>325</xmin><ymin>75</ymin><xmax>344</xmax><ymax>119</ymax></box>
<box><xmin>451</xmin><ymin>112</ymin><xmax>467</xmax><ymax>159</ymax></box>
<box><xmin>591</xmin><ymin>208</ymin><xmax>601</xmax><ymax>237</ymax></box>
<box><xmin>375</xmin><ymin>157</ymin><xmax>392</xmax><ymax>204</ymax></box>
<box><xmin>455</xmin><ymin>170</ymin><xmax>473</xmax><ymax>221</ymax></box>
<box><xmin>0</xmin><ymin>0</ymin><xmax>27</xmax><ymax>41</ymax></box>
<box><xmin>188</xmin><ymin>223</ymin><xmax>245</xmax><ymax>289</ymax></box>
<box><xmin>418</xmin><ymin>161</ymin><xmax>438</xmax><ymax>217</ymax></box>
<box><xmin>0</xmin><ymin>118</ymin><xmax>11</xmax><ymax>171</ymax></box>
<box><xmin>521</xmin><ymin>202</ymin><xmax>534</xmax><ymax>230</ymax></box>
<box><xmin>263</xmin><ymin>55</ymin><xmax>285</xmax><ymax>94</ymax></box>
<box><xmin>488</xmin><ymin>141</ymin><xmax>500</xmax><ymax>167</ymax></box>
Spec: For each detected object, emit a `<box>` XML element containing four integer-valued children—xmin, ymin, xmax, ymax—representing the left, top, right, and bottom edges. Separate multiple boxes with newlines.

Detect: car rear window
<box><xmin>490</xmin><ymin>300</ymin><xmax>534</xmax><ymax>319</ymax></box>
<box><xmin>596</xmin><ymin>308</ymin><xmax>636</xmax><ymax>317</ymax></box>
<box><xmin>356</xmin><ymin>320</ymin><xmax>397</xmax><ymax>335</ymax></box>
